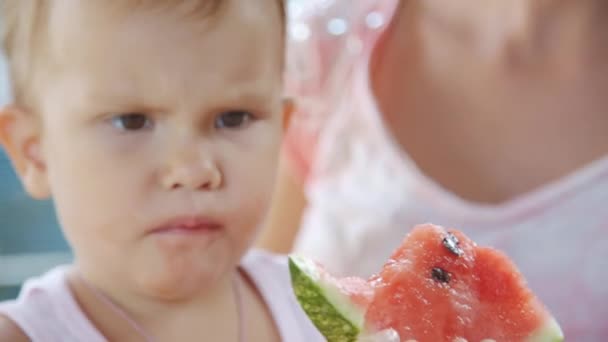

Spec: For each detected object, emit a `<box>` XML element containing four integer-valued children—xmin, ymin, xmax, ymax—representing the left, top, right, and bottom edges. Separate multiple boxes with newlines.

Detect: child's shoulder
<box><xmin>0</xmin><ymin>266</ymin><xmax>70</xmax><ymax>337</ymax></box>
<box><xmin>241</xmin><ymin>248</ymin><xmax>288</xmax><ymax>271</ymax></box>
<box><xmin>241</xmin><ymin>249</ymin><xmax>324</xmax><ymax>341</ymax></box>
<box><xmin>0</xmin><ymin>265</ymin><xmax>105</xmax><ymax>341</ymax></box>
<box><xmin>240</xmin><ymin>249</ymin><xmax>294</xmax><ymax>296</ymax></box>
<box><xmin>0</xmin><ymin>314</ymin><xmax>29</xmax><ymax>342</ymax></box>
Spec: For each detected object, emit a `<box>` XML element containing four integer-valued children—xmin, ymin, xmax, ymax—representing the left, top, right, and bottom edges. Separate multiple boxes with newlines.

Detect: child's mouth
<box><xmin>149</xmin><ymin>216</ymin><xmax>223</xmax><ymax>235</ymax></box>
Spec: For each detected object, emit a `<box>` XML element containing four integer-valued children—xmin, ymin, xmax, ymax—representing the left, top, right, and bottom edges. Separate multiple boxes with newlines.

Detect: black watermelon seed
<box><xmin>431</xmin><ymin>267</ymin><xmax>451</xmax><ymax>283</ymax></box>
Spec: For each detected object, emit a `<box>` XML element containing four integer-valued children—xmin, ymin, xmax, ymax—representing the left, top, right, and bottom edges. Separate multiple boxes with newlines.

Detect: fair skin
<box><xmin>258</xmin><ymin>0</ymin><xmax>608</xmax><ymax>253</ymax></box>
<box><xmin>0</xmin><ymin>0</ymin><xmax>287</xmax><ymax>341</ymax></box>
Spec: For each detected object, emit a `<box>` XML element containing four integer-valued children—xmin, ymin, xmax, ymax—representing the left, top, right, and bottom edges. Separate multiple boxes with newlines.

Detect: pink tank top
<box><xmin>0</xmin><ymin>250</ymin><xmax>323</xmax><ymax>341</ymax></box>
<box><xmin>285</xmin><ymin>0</ymin><xmax>608</xmax><ymax>340</ymax></box>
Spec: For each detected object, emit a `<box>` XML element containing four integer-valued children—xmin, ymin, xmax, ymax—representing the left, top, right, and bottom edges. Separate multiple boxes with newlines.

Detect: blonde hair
<box><xmin>0</xmin><ymin>0</ymin><xmax>285</xmax><ymax>107</ymax></box>
<box><xmin>1</xmin><ymin>1</ymin><xmax>50</xmax><ymax>106</ymax></box>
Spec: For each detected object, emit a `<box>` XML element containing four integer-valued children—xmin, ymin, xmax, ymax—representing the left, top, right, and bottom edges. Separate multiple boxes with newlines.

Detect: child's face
<box><xmin>8</xmin><ymin>1</ymin><xmax>285</xmax><ymax>298</ymax></box>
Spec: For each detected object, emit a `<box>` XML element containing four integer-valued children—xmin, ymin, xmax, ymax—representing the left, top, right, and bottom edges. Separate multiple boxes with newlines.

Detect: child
<box><xmin>0</xmin><ymin>0</ymin><xmax>322</xmax><ymax>341</ymax></box>
<box><xmin>260</xmin><ymin>0</ymin><xmax>608</xmax><ymax>340</ymax></box>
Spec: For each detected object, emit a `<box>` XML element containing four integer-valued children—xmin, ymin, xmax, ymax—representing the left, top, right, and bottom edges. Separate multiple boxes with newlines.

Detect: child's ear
<box><xmin>281</xmin><ymin>97</ymin><xmax>295</xmax><ymax>132</ymax></box>
<box><xmin>0</xmin><ymin>105</ymin><xmax>50</xmax><ymax>199</ymax></box>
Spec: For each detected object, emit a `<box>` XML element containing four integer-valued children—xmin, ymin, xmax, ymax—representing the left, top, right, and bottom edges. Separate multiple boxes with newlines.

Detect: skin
<box><xmin>258</xmin><ymin>0</ymin><xmax>608</xmax><ymax>252</ymax></box>
<box><xmin>0</xmin><ymin>0</ymin><xmax>288</xmax><ymax>340</ymax></box>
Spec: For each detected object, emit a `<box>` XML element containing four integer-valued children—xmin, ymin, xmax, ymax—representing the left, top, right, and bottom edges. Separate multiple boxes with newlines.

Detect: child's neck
<box><xmin>68</xmin><ymin>267</ymin><xmax>277</xmax><ymax>341</ymax></box>
<box><xmin>371</xmin><ymin>0</ymin><xmax>608</xmax><ymax>204</ymax></box>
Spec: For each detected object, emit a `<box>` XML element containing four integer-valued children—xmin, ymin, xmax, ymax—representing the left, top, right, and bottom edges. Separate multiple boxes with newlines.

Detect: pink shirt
<box><xmin>0</xmin><ymin>250</ymin><xmax>323</xmax><ymax>341</ymax></box>
<box><xmin>285</xmin><ymin>0</ymin><xmax>608</xmax><ymax>340</ymax></box>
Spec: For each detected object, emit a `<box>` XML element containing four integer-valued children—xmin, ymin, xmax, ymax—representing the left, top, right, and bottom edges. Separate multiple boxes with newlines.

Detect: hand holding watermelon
<box><xmin>289</xmin><ymin>224</ymin><xmax>564</xmax><ymax>342</ymax></box>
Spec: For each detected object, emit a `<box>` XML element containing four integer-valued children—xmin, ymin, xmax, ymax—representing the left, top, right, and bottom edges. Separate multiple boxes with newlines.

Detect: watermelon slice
<box><xmin>289</xmin><ymin>224</ymin><xmax>564</xmax><ymax>342</ymax></box>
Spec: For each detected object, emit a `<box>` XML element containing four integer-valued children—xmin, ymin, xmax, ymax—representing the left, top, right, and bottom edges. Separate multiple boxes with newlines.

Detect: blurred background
<box><xmin>0</xmin><ymin>32</ymin><xmax>71</xmax><ymax>300</ymax></box>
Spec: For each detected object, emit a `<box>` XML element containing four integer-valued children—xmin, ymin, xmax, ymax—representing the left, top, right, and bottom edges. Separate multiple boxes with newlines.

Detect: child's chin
<box><xmin>134</xmin><ymin>261</ymin><xmax>232</xmax><ymax>301</ymax></box>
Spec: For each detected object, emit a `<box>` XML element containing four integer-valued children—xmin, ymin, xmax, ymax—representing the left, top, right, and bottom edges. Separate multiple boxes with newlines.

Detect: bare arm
<box><xmin>0</xmin><ymin>315</ymin><xmax>29</xmax><ymax>342</ymax></box>
<box><xmin>257</xmin><ymin>155</ymin><xmax>308</xmax><ymax>254</ymax></box>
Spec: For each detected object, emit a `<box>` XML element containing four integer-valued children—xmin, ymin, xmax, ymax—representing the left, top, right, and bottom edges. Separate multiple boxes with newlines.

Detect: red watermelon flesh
<box><xmin>365</xmin><ymin>225</ymin><xmax>553</xmax><ymax>341</ymax></box>
<box><xmin>289</xmin><ymin>224</ymin><xmax>563</xmax><ymax>342</ymax></box>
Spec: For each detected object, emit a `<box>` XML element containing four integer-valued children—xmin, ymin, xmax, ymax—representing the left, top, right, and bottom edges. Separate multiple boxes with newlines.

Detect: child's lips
<box><xmin>149</xmin><ymin>216</ymin><xmax>223</xmax><ymax>235</ymax></box>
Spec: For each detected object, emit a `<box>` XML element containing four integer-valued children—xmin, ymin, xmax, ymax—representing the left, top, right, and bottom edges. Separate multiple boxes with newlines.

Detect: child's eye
<box><xmin>110</xmin><ymin>113</ymin><xmax>154</xmax><ymax>131</ymax></box>
<box><xmin>214</xmin><ymin>111</ymin><xmax>253</xmax><ymax>129</ymax></box>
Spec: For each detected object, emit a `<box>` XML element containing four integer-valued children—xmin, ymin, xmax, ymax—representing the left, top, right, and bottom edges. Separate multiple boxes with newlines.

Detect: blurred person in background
<box><xmin>260</xmin><ymin>0</ymin><xmax>608</xmax><ymax>339</ymax></box>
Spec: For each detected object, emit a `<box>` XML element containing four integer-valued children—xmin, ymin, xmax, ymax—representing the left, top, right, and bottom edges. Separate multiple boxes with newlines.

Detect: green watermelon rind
<box><xmin>526</xmin><ymin>316</ymin><xmax>564</xmax><ymax>342</ymax></box>
<box><xmin>288</xmin><ymin>255</ymin><xmax>365</xmax><ymax>342</ymax></box>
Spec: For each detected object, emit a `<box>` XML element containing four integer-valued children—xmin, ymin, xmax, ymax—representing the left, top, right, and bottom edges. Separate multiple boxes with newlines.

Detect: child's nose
<box><xmin>160</xmin><ymin>156</ymin><xmax>222</xmax><ymax>191</ymax></box>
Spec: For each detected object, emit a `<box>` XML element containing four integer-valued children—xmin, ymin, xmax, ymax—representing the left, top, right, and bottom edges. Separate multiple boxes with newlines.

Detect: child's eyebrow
<box><xmin>68</xmin><ymin>88</ymin><xmax>164</xmax><ymax>115</ymax></box>
<box><xmin>216</xmin><ymin>85</ymin><xmax>279</xmax><ymax>109</ymax></box>
<box><xmin>226</xmin><ymin>92</ymin><xmax>275</xmax><ymax>107</ymax></box>
<box><xmin>77</xmin><ymin>88</ymin><xmax>277</xmax><ymax>116</ymax></box>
